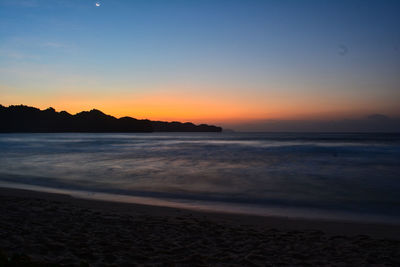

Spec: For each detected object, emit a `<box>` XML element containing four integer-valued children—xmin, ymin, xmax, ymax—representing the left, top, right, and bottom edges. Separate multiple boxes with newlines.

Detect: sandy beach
<box><xmin>1</xmin><ymin>187</ymin><xmax>399</xmax><ymax>266</ymax></box>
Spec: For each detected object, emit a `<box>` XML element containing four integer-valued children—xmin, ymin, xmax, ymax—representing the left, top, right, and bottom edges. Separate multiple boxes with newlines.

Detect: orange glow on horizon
<box><xmin>2</xmin><ymin>85</ymin><xmax>399</xmax><ymax>125</ymax></box>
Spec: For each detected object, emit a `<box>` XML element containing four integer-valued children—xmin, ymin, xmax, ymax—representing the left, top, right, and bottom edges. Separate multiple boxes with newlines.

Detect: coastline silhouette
<box><xmin>0</xmin><ymin>104</ymin><xmax>222</xmax><ymax>133</ymax></box>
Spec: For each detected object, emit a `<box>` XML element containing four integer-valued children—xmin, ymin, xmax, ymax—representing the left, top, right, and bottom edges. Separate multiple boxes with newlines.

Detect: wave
<box><xmin>0</xmin><ymin>132</ymin><xmax>399</xmax><ymax>221</ymax></box>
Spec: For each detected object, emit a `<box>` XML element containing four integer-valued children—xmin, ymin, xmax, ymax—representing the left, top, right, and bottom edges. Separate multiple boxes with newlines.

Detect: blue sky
<box><xmin>1</xmin><ymin>0</ymin><xmax>399</xmax><ymax>128</ymax></box>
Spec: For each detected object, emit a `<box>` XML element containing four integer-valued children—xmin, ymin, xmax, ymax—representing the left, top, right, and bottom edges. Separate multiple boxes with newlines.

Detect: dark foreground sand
<box><xmin>1</xmin><ymin>187</ymin><xmax>399</xmax><ymax>266</ymax></box>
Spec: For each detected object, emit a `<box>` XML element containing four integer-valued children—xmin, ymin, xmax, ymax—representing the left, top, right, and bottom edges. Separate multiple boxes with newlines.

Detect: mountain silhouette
<box><xmin>0</xmin><ymin>105</ymin><xmax>222</xmax><ymax>133</ymax></box>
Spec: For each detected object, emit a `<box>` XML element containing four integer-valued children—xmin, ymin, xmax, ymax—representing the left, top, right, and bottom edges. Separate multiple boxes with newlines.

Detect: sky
<box><xmin>0</xmin><ymin>0</ymin><xmax>399</xmax><ymax>130</ymax></box>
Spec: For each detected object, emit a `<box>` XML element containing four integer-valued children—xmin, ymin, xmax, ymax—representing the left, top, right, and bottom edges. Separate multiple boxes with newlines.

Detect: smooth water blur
<box><xmin>0</xmin><ymin>132</ymin><xmax>399</xmax><ymax>222</ymax></box>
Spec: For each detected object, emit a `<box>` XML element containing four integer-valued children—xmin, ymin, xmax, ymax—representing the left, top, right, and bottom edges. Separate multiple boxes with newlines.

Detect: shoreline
<box><xmin>1</xmin><ymin>186</ymin><xmax>400</xmax><ymax>239</ymax></box>
<box><xmin>1</xmin><ymin>186</ymin><xmax>400</xmax><ymax>265</ymax></box>
<box><xmin>2</xmin><ymin>180</ymin><xmax>399</xmax><ymax>227</ymax></box>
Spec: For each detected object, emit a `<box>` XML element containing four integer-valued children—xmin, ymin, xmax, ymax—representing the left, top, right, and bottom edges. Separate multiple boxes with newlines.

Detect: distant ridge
<box><xmin>0</xmin><ymin>105</ymin><xmax>222</xmax><ymax>133</ymax></box>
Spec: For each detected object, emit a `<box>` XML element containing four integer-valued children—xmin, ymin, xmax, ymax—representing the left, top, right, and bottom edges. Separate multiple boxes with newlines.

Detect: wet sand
<box><xmin>1</xmin><ymin>187</ymin><xmax>399</xmax><ymax>266</ymax></box>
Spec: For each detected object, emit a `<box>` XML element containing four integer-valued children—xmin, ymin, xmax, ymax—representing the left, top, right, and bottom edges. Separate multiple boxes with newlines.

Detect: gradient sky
<box><xmin>1</xmin><ymin>0</ymin><xmax>399</xmax><ymax>126</ymax></box>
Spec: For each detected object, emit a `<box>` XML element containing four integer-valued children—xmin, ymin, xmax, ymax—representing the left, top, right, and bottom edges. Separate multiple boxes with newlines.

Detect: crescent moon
<box><xmin>95</xmin><ymin>2</ymin><xmax>101</xmax><ymax>7</ymax></box>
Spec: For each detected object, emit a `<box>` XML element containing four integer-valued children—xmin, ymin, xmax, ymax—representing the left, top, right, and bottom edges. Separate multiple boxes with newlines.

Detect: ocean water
<box><xmin>0</xmin><ymin>132</ymin><xmax>399</xmax><ymax>223</ymax></box>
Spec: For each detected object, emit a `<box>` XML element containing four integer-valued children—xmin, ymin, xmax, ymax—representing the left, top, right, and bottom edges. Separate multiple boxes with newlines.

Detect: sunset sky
<box><xmin>1</xmin><ymin>0</ymin><xmax>399</xmax><ymax>128</ymax></box>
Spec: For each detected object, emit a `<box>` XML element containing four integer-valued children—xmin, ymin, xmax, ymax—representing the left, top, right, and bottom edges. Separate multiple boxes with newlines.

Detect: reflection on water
<box><xmin>0</xmin><ymin>132</ymin><xmax>399</xmax><ymax>222</ymax></box>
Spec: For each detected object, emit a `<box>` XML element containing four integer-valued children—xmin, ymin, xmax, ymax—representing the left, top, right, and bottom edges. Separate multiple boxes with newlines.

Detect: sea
<box><xmin>0</xmin><ymin>132</ymin><xmax>399</xmax><ymax>223</ymax></box>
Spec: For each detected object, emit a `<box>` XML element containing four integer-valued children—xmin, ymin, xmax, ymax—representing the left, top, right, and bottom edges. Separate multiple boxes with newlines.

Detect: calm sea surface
<box><xmin>0</xmin><ymin>132</ymin><xmax>399</xmax><ymax>223</ymax></box>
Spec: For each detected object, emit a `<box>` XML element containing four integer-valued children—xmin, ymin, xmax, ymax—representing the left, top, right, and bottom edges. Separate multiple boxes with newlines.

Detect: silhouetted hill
<box><xmin>0</xmin><ymin>105</ymin><xmax>222</xmax><ymax>133</ymax></box>
<box><xmin>150</xmin><ymin>120</ymin><xmax>222</xmax><ymax>132</ymax></box>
